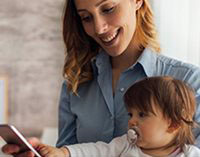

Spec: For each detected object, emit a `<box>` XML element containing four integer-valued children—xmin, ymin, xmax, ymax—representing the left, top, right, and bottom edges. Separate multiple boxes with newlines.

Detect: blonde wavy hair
<box><xmin>62</xmin><ymin>0</ymin><xmax>160</xmax><ymax>93</ymax></box>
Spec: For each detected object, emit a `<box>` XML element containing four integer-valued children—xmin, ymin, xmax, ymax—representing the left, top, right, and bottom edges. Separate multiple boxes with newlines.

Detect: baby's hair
<box><xmin>124</xmin><ymin>76</ymin><xmax>196</xmax><ymax>148</ymax></box>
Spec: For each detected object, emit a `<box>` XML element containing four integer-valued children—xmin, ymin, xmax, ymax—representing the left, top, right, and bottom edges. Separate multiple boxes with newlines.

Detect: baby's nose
<box><xmin>128</xmin><ymin>117</ymin><xmax>138</xmax><ymax>127</ymax></box>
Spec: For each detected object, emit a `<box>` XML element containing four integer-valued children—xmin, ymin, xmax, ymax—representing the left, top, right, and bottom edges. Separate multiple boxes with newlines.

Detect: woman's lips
<box><xmin>100</xmin><ymin>28</ymin><xmax>121</xmax><ymax>46</ymax></box>
<box><xmin>101</xmin><ymin>31</ymin><xmax>118</xmax><ymax>42</ymax></box>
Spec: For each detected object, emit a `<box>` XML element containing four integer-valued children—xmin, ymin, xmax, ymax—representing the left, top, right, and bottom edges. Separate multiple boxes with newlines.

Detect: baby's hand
<box><xmin>38</xmin><ymin>144</ymin><xmax>70</xmax><ymax>157</ymax></box>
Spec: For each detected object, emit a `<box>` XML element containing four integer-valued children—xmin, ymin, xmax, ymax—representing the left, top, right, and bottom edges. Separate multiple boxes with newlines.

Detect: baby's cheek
<box><xmin>140</xmin><ymin>125</ymin><xmax>156</xmax><ymax>139</ymax></box>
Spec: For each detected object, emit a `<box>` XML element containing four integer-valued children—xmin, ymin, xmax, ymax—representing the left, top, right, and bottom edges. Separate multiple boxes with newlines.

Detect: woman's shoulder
<box><xmin>150</xmin><ymin>51</ymin><xmax>200</xmax><ymax>81</ymax></box>
<box><xmin>60</xmin><ymin>80</ymin><xmax>71</xmax><ymax>99</ymax></box>
<box><xmin>140</xmin><ymin>49</ymin><xmax>200</xmax><ymax>89</ymax></box>
<box><xmin>61</xmin><ymin>80</ymin><xmax>69</xmax><ymax>91</ymax></box>
<box><xmin>157</xmin><ymin>53</ymin><xmax>199</xmax><ymax>72</ymax></box>
<box><xmin>139</xmin><ymin>48</ymin><xmax>200</xmax><ymax>75</ymax></box>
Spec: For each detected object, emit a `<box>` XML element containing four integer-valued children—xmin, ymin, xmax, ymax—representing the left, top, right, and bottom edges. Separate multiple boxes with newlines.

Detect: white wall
<box><xmin>152</xmin><ymin>0</ymin><xmax>200</xmax><ymax>66</ymax></box>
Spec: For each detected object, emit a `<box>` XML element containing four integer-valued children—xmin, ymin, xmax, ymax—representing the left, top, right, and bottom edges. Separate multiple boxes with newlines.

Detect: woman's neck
<box><xmin>111</xmin><ymin>46</ymin><xmax>142</xmax><ymax>72</ymax></box>
<box><xmin>111</xmin><ymin>45</ymin><xmax>143</xmax><ymax>93</ymax></box>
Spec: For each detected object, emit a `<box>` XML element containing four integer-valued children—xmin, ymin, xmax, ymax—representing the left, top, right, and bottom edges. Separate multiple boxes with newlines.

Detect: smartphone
<box><xmin>0</xmin><ymin>124</ymin><xmax>41</xmax><ymax>157</ymax></box>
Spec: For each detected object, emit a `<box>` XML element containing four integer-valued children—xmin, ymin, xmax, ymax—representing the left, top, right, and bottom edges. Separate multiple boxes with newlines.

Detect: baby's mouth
<box><xmin>130</xmin><ymin>127</ymin><xmax>139</xmax><ymax>137</ymax></box>
<box><xmin>135</xmin><ymin>130</ymin><xmax>139</xmax><ymax>137</ymax></box>
<box><xmin>127</xmin><ymin>127</ymin><xmax>139</xmax><ymax>144</ymax></box>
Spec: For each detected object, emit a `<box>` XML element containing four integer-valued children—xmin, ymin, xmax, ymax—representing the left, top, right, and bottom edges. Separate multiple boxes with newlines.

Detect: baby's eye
<box><xmin>138</xmin><ymin>112</ymin><xmax>147</xmax><ymax>118</ymax></box>
<box><xmin>128</xmin><ymin>113</ymin><xmax>132</xmax><ymax>118</ymax></box>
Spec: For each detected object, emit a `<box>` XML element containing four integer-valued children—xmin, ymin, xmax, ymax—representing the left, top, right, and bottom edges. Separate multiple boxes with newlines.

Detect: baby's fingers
<box><xmin>38</xmin><ymin>145</ymin><xmax>56</xmax><ymax>157</ymax></box>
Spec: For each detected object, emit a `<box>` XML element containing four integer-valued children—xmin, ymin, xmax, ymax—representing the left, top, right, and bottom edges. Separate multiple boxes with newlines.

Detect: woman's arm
<box><xmin>56</xmin><ymin>81</ymin><xmax>77</xmax><ymax>147</ymax></box>
<box><xmin>183</xmin><ymin>67</ymin><xmax>200</xmax><ymax>147</ymax></box>
<box><xmin>193</xmin><ymin>94</ymin><xmax>200</xmax><ymax>147</ymax></box>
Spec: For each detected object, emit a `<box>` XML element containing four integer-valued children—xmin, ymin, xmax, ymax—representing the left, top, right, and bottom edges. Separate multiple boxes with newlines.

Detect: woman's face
<box><xmin>75</xmin><ymin>0</ymin><xmax>143</xmax><ymax>57</ymax></box>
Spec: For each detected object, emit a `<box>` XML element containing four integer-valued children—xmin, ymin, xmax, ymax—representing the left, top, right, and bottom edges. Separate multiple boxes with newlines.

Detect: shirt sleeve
<box><xmin>185</xmin><ymin>68</ymin><xmax>200</xmax><ymax>148</ymax></box>
<box><xmin>66</xmin><ymin>134</ymin><xmax>130</xmax><ymax>157</ymax></box>
<box><xmin>56</xmin><ymin>81</ymin><xmax>77</xmax><ymax>147</ymax></box>
<box><xmin>193</xmin><ymin>94</ymin><xmax>200</xmax><ymax>147</ymax></box>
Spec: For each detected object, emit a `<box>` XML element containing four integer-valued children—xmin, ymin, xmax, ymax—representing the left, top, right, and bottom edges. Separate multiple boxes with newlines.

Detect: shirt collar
<box><xmin>137</xmin><ymin>48</ymin><xmax>158</xmax><ymax>77</ymax></box>
<box><xmin>91</xmin><ymin>49</ymin><xmax>111</xmax><ymax>75</ymax></box>
<box><xmin>91</xmin><ymin>48</ymin><xmax>158</xmax><ymax>76</ymax></box>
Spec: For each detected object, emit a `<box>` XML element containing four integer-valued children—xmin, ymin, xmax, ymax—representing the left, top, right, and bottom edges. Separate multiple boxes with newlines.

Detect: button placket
<box><xmin>120</xmin><ymin>87</ymin><xmax>125</xmax><ymax>92</ymax></box>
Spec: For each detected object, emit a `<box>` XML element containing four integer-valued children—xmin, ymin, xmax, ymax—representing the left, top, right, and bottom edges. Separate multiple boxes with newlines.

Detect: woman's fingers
<box><xmin>14</xmin><ymin>151</ymin><xmax>35</xmax><ymax>157</ymax></box>
<box><xmin>27</xmin><ymin>137</ymin><xmax>41</xmax><ymax>149</ymax></box>
<box><xmin>1</xmin><ymin>137</ymin><xmax>42</xmax><ymax>157</ymax></box>
<box><xmin>2</xmin><ymin>144</ymin><xmax>20</xmax><ymax>154</ymax></box>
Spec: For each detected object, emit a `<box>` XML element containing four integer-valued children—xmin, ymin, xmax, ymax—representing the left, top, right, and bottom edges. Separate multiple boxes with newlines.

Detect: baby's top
<box><xmin>67</xmin><ymin>129</ymin><xmax>200</xmax><ymax>157</ymax></box>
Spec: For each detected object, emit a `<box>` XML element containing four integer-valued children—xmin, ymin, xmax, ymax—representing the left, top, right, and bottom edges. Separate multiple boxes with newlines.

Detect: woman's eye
<box><xmin>103</xmin><ymin>7</ymin><xmax>115</xmax><ymax>13</ymax></box>
<box><xmin>81</xmin><ymin>16</ymin><xmax>92</xmax><ymax>22</ymax></box>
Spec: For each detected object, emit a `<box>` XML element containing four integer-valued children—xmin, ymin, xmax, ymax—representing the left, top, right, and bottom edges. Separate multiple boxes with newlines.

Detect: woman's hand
<box><xmin>2</xmin><ymin>137</ymin><xmax>41</xmax><ymax>157</ymax></box>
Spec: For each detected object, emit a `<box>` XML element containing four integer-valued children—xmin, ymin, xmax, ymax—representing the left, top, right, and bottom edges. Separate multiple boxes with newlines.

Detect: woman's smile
<box><xmin>99</xmin><ymin>28</ymin><xmax>121</xmax><ymax>47</ymax></box>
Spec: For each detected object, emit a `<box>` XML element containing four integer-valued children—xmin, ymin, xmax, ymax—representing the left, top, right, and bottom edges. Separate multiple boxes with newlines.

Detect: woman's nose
<box><xmin>94</xmin><ymin>16</ymin><xmax>108</xmax><ymax>35</ymax></box>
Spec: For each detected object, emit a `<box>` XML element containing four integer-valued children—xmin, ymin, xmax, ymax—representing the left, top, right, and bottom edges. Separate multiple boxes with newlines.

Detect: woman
<box><xmin>2</xmin><ymin>0</ymin><xmax>200</xmax><ymax>156</ymax></box>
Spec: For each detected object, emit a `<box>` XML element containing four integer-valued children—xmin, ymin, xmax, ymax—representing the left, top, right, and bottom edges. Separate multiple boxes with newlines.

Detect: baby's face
<box><xmin>127</xmin><ymin>106</ymin><xmax>176</xmax><ymax>151</ymax></box>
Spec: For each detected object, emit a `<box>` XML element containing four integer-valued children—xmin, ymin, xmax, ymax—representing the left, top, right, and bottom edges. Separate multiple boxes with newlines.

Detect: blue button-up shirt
<box><xmin>56</xmin><ymin>48</ymin><xmax>200</xmax><ymax>147</ymax></box>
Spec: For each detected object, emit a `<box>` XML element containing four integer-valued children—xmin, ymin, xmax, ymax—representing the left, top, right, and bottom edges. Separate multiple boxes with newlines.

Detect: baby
<box><xmin>39</xmin><ymin>76</ymin><xmax>200</xmax><ymax>157</ymax></box>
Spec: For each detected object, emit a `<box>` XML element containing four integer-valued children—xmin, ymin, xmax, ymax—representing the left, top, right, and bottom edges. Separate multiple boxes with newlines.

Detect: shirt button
<box><xmin>120</xmin><ymin>88</ymin><xmax>125</xmax><ymax>92</ymax></box>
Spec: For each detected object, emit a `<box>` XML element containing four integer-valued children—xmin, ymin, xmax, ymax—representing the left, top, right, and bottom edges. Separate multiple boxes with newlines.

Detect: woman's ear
<box><xmin>135</xmin><ymin>0</ymin><xmax>143</xmax><ymax>10</ymax></box>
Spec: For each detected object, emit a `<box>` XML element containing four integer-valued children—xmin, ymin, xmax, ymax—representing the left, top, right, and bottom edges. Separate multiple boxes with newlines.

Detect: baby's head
<box><xmin>124</xmin><ymin>76</ymin><xmax>196</xmax><ymax>150</ymax></box>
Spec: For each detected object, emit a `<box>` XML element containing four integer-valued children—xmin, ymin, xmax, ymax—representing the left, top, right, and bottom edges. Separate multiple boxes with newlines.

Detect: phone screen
<box><xmin>0</xmin><ymin>124</ymin><xmax>41</xmax><ymax>157</ymax></box>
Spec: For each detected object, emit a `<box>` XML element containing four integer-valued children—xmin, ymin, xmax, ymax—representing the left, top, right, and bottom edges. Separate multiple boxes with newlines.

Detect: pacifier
<box><xmin>127</xmin><ymin>128</ymin><xmax>138</xmax><ymax>144</ymax></box>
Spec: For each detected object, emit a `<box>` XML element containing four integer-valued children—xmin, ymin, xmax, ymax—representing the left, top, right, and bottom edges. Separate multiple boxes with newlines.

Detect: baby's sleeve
<box><xmin>66</xmin><ymin>134</ymin><xmax>130</xmax><ymax>157</ymax></box>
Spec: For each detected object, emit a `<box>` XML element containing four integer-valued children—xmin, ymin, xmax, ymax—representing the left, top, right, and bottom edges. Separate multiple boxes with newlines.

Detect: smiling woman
<box><xmin>2</xmin><ymin>0</ymin><xmax>200</xmax><ymax>156</ymax></box>
<box><xmin>63</xmin><ymin>0</ymin><xmax>160</xmax><ymax>93</ymax></box>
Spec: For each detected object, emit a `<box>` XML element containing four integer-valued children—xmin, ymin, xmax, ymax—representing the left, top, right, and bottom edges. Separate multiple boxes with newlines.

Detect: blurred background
<box><xmin>0</xmin><ymin>0</ymin><xmax>65</xmax><ymax>143</ymax></box>
<box><xmin>0</xmin><ymin>0</ymin><xmax>200</xmax><ymax>152</ymax></box>
<box><xmin>151</xmin><ymin>0</ymin><xmax>200</xmax><ymax>66</ymax></box>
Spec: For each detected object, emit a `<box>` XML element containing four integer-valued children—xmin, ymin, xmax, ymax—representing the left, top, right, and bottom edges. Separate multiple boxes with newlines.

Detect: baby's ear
<box><xmin>167</xmin><ymin>122</ymin><xmax>180</xmax><ymax>133</ymax></box>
